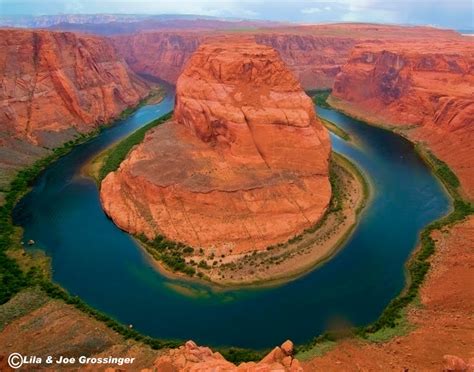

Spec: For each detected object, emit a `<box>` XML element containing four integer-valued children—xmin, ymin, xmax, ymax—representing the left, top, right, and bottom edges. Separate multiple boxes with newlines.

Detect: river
<box><xmin>12</xmin><ymin>92</ymin><xmax>450</xmax><ymax>349</ymax></box>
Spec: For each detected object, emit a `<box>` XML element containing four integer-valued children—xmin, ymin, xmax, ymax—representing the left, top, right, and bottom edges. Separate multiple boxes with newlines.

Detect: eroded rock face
<box><xmin>113</xmin><ymin>32</ymin><xmax>202</xmax><ymax>84</ymax></box>
<box><xmin>101</xmin><ymin>41</ymin><xmax>331</xmax><ymax>254</ymax></box>
<box><xmin>331</xmin><ymin>40</ymin><xmax>474</xmax><ymax>199</ymax></box>
<box><xmin>0</xmin><ymin>29</ymin><xmax>148</xmax><ymax>146</ymax></box>
<box><xmin>114</xmin><ymin>31</ymin><xmax>355</xmax><ymax>89</ymax></box>
<box><xmin>152</xmin><ymin>340</ymin><xmax>302</xmax><ymax>371</ymax></box>
<box><xmin>113</xmin><ymin>24</ymin><xmax>461</xmax><ymax>90</ymax></box>
<box><xmin>255</xmin><ymin>34</ymin><xmax>355</xmax><ymax>89</ymax></box>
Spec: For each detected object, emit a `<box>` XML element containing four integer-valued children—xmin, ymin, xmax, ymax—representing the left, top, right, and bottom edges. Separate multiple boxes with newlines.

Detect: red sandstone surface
<box><xmin>0</xmin><ymin>22</ymin><xmax>472</xmax><ymax>371</ymax></box>
<box><xmin>0</xmin><ymin>29</ymin><xmax>148</xmax><ymax>146</ymax></box>
<box><xmin>112</xmin><ymin>24</ymin><xmax>461</xmax><ymax>89</ymax></box>
<box><xmin>100</xmin><ymin>41</ymin><xmax>331</xmax><ymax>254</ymax></box>
<box><xmin>112</xmin><ymin>31</ymin><xmax>355</xmax><ymax>89</ymax></box>
<box><xmin>330</xmin><ymin>38</ymin><xmax>474</xmax><ymax>199</ymax></box>
<box><xmin>113</xmin><ymin>32</ymin><xmax>203</xmax><ymax>84</ymax></box>
<box><xmin>0</xmin><ymin>28</ymin><xmax>149</xmax><ymax>191</ymax></box>
<box><xmin>152</xmin><ymin>340</ymin><xmax>302</xmax><ymax>371</ymax></box>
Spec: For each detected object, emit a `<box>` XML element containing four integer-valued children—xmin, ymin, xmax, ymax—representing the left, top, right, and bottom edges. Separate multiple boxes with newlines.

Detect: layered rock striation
<box><xmin>113</xmin><ymin>32</ymin><xmax>203</xmax><ymax>84</ymax></box>
<box><xmin>330</xmin><ymin>39</ymin><xmax>474</xmax><ymax>198</ymax></box>
<box><xmin>113</xmin><ymin>31</ymin><xmax>355</xmax><ymax>89</ymax></box>
<box><xmin>0</xmin><ymin>28</ymin><xmax>149</xmax><ymax>191</ymax></box>
<box><xmin>112</xmin><ymin>24</ymin><xmax>461</xmax><ymax>89</ymax></box>
<box><xmin>254</xmin><ymin>33</ymin><xmax>355</xmax><ymax>89</ymax></box>
<box><xmin>101</xmin><ymin>41</ymin><xmax>331</xmax><ymax>254</ymax></box>
<box><xmin>0</xmin><ymin>29</ymin><xmax>149</xmax><ymax>146</ymax></box>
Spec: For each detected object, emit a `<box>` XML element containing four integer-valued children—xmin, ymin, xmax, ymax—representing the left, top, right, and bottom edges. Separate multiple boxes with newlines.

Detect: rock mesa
<box><xmin>101</xmin><ymin>41</ymin><xmax>331</xmax><ymax>254</ymax></box>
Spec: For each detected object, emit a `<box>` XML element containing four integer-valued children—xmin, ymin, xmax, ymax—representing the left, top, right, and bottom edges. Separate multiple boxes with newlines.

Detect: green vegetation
<box><xmin>0</xmin><ymin>108</ymin><xmax>185</xmax><ymax>352</ymax></box>
<box><xmin>319</xmin><ymin>117</ymin><xmax>351</xmax><ymax>141</ymax></box>
<box><xmin>308</xmin><ymin>89</ymin><xmax>351</xmax><ymax>140</ymax></box>
<box><xmin>138</xmin><ymin>233</ymin><xmax>198</xmax><ymax>278</ymax></box>
<box><xmin>135</xmin><ymin>153</ymin><xmax>368</xmax><ymax>284</ymax></box>
<box><xmin>119</xmin><ymin>86</ymin><xmax>164</xmax><ymax>120</ymax></box>
<box><xmin>1</xmin><ymin>92</ymin><xmax>472</xmax><ymax>364</ymax></box>
<box><xmin>309</xmin><ymin>89</ymin><xmax>332</xmax><ymax>109</ymax></box>
<box><xmin>296</xmin><ymin>142</ymin><xmax>472</xmax><ymax>358</ymax></box>
<box><xmin>37</xmin><ymin>278</ymin><xmax>181</xmax><ymax>349</ymax></box>
<box><xmin>296</xmin><ymin>339</ymin><xmax>337</xmax><ymax>361</ymax></box>
<box><xmin>0</xmin><ymin>287</ymin><xmax>49</xmax><ymax>331</ymax></box>
<box><xmin>217</xmin><ymin>347</ymin><xmax>267</xmax><ymax>364</ymax></box>
<box><xmin>415</xmin><ymin>145</ymin><xmax>461</xmax><ymax>193</ymax></box>
<box><xmin>0</xmin><ymin>131</ymin><xmax>97</xmax><ymax>305</ymax></box>
<box><xmin>98</xmin><ymin>112</ymin><xmax>172</xmax><ymax>182</ymax></box>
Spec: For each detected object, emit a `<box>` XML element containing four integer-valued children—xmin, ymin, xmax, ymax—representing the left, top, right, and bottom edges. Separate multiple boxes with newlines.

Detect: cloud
<box><xmin>301</xmin><ymin>7</ymin><xmax>322</xmax><ymax>14</ymax></box>
<box><xmin>1</xmin><ymin>0</ymin><xmax>472</xmax><ymax>29</ymax></box>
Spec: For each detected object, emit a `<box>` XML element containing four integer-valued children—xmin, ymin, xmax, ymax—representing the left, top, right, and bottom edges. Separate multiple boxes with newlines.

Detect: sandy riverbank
<box><xmin>136</xmin><ymin>151</ymin><xmax>369</xmax><ymax>289</ymax></box>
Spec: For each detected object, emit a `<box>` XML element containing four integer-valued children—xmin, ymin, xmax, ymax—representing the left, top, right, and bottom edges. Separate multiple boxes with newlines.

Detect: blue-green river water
<box><xmin>12</xmin><ymin>91</ymin><xmax>450</xmax><ymax>349</ymax></box>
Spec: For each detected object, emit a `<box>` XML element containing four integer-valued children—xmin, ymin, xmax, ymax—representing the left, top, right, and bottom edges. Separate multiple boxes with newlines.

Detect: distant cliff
<box><xmin>254</xmin><ymin>34</ymin><xmax>355</xmax><ymax>89</ymax></box>
<box><xmin>113</xmin><ymin>32</ymin><xmax>203</xmax><ymax>84</ymax></box>
<box><xmin>112</xmin><ymin>24</ymin><xmax>461</xmax><ymax>90</ymax></box>
<box><xmin>113</xmin><ymin>32</ymin><xmax>354</xmax><ymax>89</ymax></box>
<box><xmin>330</xmin><ymin>39</ymin><xmax>474</xmax><ymax>198</ymax></box>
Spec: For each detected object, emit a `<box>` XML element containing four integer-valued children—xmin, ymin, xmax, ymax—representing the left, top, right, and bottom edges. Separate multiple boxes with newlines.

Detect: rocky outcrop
<box><xmin>330</xmin><ymin>39</ymin><xmax>474</xmax><ymax>199</ymax></box>
<box><xmin>152</xmin><ymin>340</ymin><xmax>302</xmax><ymax>371</ymax></box>
<box><xmin>0</xmin><ymin>29</ymin><xmax>149</xmax><ymax>146</ymax></box>
<box><xmin>101</xmin><ymin>41</ymin><xmax>331</xmax><ymax>255</ymax></box>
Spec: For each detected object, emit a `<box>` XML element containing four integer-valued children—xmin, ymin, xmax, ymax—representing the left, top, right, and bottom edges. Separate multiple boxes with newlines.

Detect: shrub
<box><xmin>98</xmin><ymin>112</ymin><xmax>172</xmax><ymax>182</ymax></box>
<box><xmin>310</xmin><ymin>89</ymin><xmax>332</xmax><ymax>108</ymax></box>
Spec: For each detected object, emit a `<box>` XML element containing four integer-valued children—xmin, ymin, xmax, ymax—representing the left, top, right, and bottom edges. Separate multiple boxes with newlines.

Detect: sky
<box><xmin>1</xmin><ymin>0</ymin><xmax>473</xmax><ymax>30</ymax></box>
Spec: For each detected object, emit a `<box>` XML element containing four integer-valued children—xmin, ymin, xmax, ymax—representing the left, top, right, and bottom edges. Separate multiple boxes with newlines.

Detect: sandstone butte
<box><xmin>330</xmin><ymin>38</ymin><xmax>474</xmax><ymax>199</ymax></box>
<box><xmin>100</xmin><ymin>41</ymin><xmax>331</xmax><ymax>255</ymax></box>
<box><xmin>112</xmin><ymin>23</ymin><xmax>461</xmax><ymax>89</ymax></box>
<box><xmin>0</xmin><ymin>29</ymin><xmax>149</xmax><ymax>188</ymax></box>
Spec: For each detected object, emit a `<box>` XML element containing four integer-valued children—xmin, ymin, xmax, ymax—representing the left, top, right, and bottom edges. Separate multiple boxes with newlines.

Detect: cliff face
<box><xmin>113</xmin><ymin>32</ymin><xmax>354</xmax><ymax>89</ymax></box>
<box><xmin>112</xmin><ymin>24</ymin><xmax>461</xmax><ymax>90</ymax></box>
<box><xmin>113</xmin><ymin>32</ymin><xmax>202</xmax><ymax>83</ymax></box>
<box><xmin>330</xmin><ymin>40</ymin><xmax>474</xmax><ymax>198</ymax></box>
<box><xmin>0</xmin><ymin>29</ymin><xmax>149</xmax><ymax>147</ymax></box>
<box><xmin>101</xmin><ymin>41</ymin><xmax>331</xmax><ymax>255</ymax></box>
<box><xmin>255</xmin><ymin>34</ymin><xmax>355</xmax><ymax>89</ymax></box>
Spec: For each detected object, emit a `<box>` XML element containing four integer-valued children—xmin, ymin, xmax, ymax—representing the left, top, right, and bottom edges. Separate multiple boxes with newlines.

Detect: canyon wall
<box><xmin>0</xmin><ymin>29</ymin><xmax>149</xmax><ymax>146</ymax></box>
<box><xmin>330</xmin><ymin>39</ymin><xmax>474</xmax><ymax>198</ymax></box>
<box><xmin>101</xmin><ymin>41</ymin><xmax>331</xmax><ymax>255</ymax></box>
<box><xmin>113</xmin><ymin>24</ymin><xmax>460</xmax><ymax>90</ymax></box>
<box><xmin>113</xmin><ymin>31</ymin><xmax>355</xmax><ymax>89</ymax></box>
<box><xmin>0</xmin><ymin>29</ymin><xmax>149</xmax><ymax>189</ymax></box>
<box><xmin>254</xmin><ymin>34</ymin><xmax>355</xmax><ymax>89</ymax></box>
<box><xmin>113</xmin><ymin>32</ymin><xmax>203</xmax><ymax>84</ymax></box>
